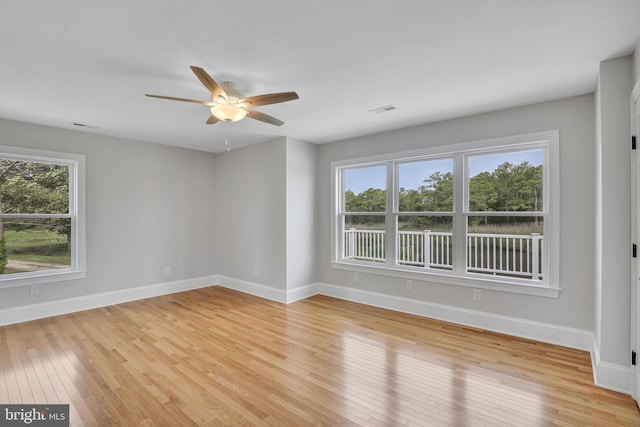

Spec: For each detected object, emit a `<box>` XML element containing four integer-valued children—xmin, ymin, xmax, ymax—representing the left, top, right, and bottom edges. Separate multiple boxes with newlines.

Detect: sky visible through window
<box><xmin>344</xmin><ymin>150</ymin><xmax>543</xmax><ymax>194</ymax></box>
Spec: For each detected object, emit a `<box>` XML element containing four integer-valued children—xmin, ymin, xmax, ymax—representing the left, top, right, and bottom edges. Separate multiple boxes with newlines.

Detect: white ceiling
<box><xmin>1</xmin><ymin>1</ymin><xmax>639</xmax><ymax>153</ymax></box>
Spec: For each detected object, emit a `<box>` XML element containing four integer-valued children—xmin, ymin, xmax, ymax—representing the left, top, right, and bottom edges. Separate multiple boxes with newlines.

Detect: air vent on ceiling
<box><xmin>72</xmin><ymin>122</ymin><xmax>99</xmax><ymax>129</ymax></box>
<box><xmin>369</xmin><ymin>104</ymin><xmax>396</xmax><ymax>114</ymax></box>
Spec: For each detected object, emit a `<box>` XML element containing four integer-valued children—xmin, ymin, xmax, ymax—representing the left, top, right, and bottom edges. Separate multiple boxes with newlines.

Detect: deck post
<box><xmin>347</xmin><ymin>228</ymin><xmax>356</xmax><ymax>259</ymax></box>
<box><xmin>423</xmin><ymin>230</ymin><xmax>431</xmax><ymax>269</ymax></box>
<box><xmin>531</xmin><ymin>233</ymin><xmax>540</xmax><ymax>280</ymax></box>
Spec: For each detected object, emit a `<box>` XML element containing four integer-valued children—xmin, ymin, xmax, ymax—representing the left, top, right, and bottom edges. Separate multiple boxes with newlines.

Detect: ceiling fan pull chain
<box><xmin>224</xmin><ymin>124</ymin><xmax>231</xmax><ymax>151</ymax></box>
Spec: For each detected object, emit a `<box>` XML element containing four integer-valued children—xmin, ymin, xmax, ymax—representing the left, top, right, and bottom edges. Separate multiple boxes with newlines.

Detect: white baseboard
<box><xmin>314</xmin><ymin>282</ymin><xmax>636</xmax><ymax>394</ymax></box>
<box><xmin>286</xmin><ymin>282</ymin><xmax>320</xmax><ymax>303</ymax></box>
<box><xmin>215</xmin><ymin>275</ymin><xmax>288</xmax><ymax>303</ymax></box>
<box><xmin>0</xmin><ymin>275</ymin><xmax>218</xmax><ymax>327</ymax></box>
<box><xmin>214</xmin><ymin>277</ymin><xmax>320</xmax><ymax>303</ymax></box>
<box><xmin>316</xmin><ymin>283</ymin><xmax>593</xmax><ymax>351</ymax></box>
<box><xmin>591</xmin><ymin>335</ymin><xmax>632</xmax><ymax>394</ymax></box>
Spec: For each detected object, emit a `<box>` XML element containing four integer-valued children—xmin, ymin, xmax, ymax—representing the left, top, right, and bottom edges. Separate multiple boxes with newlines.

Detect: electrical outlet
<box><xmin>164</xmin><ymin>266</ymin><xmax>171</xmax><ymax>276</ymax></box>
<box><xmin>406</xmin><ymin>280</ymin><xmax>413</xmax><ymax>290</ymax></box>
<box><xmin>254</xmin><ymin>267</ymin><xmax>259</xmax><ymax>277</ymax></box>
<box><xmin>354</xmin><ymin>272</ymin><xmax>360</xmax><ymax>282</ymax></box>
<box><xmin>473</xmin><ymin>289</ymin><xmax>482</xmax><ymax>301</ymax></box>
<box><xmin>30</xmin><ymin>285</ymin><xmax>40</xmax><ymax>295</ymax></box>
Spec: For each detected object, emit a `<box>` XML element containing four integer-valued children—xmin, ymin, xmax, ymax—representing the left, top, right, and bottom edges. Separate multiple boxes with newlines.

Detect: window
<box><xmin>0</xmin><ymin>145</ymin><xmax>86</xmax><ymax>288</ymax></box>
<box><xmin>466</xmin><ymin>150</ymin><xmax>544</xmax><ymax>280</ymax></box>
<box><xmin>397</xmin><ymin>158</ymin><xmax>454</xmax><ymax>270</ymax></box>
<box><xmin>344</xmin><ymin>165</ymin><xmax>386</xmax><ymax>262</ymax></box>
<box><xmin>332</xmin><ymin>131</ymin><xmax>559</xmax><ymax>297</ymax></box>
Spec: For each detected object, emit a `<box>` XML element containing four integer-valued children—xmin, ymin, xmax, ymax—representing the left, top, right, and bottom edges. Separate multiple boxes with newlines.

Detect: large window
<box><xmin>0</xmin><ymin>146</ymin><xmax>86</xmax><ymax>288</ymax></box>
<box><xmin>332</xmin><ymin>131</ymin><xmax>559</xmax><ymax>297</ymax></box>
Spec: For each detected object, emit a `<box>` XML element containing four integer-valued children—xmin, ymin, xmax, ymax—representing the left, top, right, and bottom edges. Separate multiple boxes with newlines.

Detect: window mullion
<box><xmin>385</xmin><ymin>161</ymin><xmax>396</xmax><ymax>266</ymax></box>
<box><xmin>452</xmin><ymin>153</ymin><xmax>466</xmax><ymax>275</ymax></box>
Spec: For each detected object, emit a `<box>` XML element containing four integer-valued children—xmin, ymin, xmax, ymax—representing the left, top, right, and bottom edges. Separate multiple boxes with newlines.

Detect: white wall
<box><xmin>595</xmin><ymin>56</ymin><xmax>633</xmax><ymax>367</ymax></box>
<box><xmin>633</xmin><ymin>36</ymin><xmax>640</xmax><ymax>85</ymax></box>
<box><xmin>214</xmin><ymin>137</ymin><xmax>287</xmax><ymax>290</ymax></box>
<box><xmin>0</xmin><ymin>118</ymin><xmax>218</xmax><ymax>311</ymax></box>
<box><xmin>285</xmin><ymin>138</ymin><xmax>317</xmax><ymax>292</ymax></box>
<box><xmin>594</xmin><ymin>68</ymin><xmax>603</xmax><ymax>357</ymax></box>
<box><xmin>317</xmin><ymin>94</ymin><xmax>595</xmax><ymax>331</ymax></box>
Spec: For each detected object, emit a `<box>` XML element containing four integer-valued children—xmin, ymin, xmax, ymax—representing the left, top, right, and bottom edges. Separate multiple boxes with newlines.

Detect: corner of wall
<box><xmin>591</xmin><ymin>335</ymin><xmax>632</xmax><ymax>394</ymax></box>
<box><xmin>284</xmin><ymin>138</ymin><xmax>318</xmax><ymax>291</ymax></box>
<box><xmin>594</xmin><ymin>69</ymin><xmax>603</xmax><ymax>365</ymax></box>
<box><xmin>594</xmin><ymin>54</ymin><xmax>633</xmax><ymax>368</ymax></box>
<box><xmin>632</xmin><ymin>36</ymin><xmax>640</xmax><ymax>86</ymax></box>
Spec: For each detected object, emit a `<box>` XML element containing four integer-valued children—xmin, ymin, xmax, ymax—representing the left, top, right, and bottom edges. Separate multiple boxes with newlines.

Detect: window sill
<box><xmin>0</xmin><ymin>269</ymin><xmax>87</xmax><ymax>289</ymax></box>
<box><xmin>331</xmin><ymin>261</ymin><xmax>560</xmax><ymax>298</ymax></box>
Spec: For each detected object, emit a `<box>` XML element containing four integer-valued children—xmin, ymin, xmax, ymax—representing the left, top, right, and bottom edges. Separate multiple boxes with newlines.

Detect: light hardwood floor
<box><xmin>1</xmin><ymin>287</ymin><xmax>639</xmax><ymax>426</ymax></box>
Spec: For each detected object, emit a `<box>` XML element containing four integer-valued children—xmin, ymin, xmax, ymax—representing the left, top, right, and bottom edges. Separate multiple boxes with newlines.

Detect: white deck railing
<box><xmin>344</xmin><ymin>228</ymin><xmax>543</xmax><ymax>280</ymax></box>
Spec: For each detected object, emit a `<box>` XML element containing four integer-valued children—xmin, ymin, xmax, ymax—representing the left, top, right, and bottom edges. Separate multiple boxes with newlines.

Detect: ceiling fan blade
<box><xmin>206</xmin><ymin>115</ymin><xmax>219</xmax><ymax>125</ymax></box>
<box><xmin>190</xmin><ymin>66</ymin><xmax>227</xmax><ymax>100</ymax></box>
<box><xmin>246</xmin><ymin>109</ymin><xmax>284</xmax><ymax>126</ymax></box>
<box><xmin>145</xmin><ymin>94</ymin><xmax>213</xmax><ymax>106</ymax></box>
<box><xmin>240</xmin><ymin>92</ymin><xmax>299</xmax><ymax>107</ymax></box>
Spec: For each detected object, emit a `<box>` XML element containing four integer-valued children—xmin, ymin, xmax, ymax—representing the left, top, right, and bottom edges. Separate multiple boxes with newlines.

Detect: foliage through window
<box><xmin>0</xmin><ymin>147</ymin><xmax>85</xmax><ymax>286</ymax></box>
<box><xmin>333</xmin><ymin>131</ymin><xmax>559</xmax><ymax>293</ymax></box>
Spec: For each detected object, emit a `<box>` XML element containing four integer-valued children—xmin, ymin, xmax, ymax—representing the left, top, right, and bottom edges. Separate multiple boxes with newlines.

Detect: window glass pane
<box><xmin>344</xmin><ymin>215</ymin><xmax>385</xmax><ymax>262</ymax></box>
<box><xmin>468</xmin><ymin>150</ymin><xmax>543</xmax><ymax>212</ymax></box>
<box><xmin>1</xmin><ymin>218</ymin><xmax>71</xmax><ymax>274</ymax></box>
<box><xmin>344</xmin><ymin>166</ymin><xmax>386</xmax><ymax>212</ymax></box>
<box><xmin>0</xmin><ymin>160</ymin><xmax>69</xmax><ymax>214</ymax></box>
<box><xmin>397</xmin><ymin>216</ymin><xmax>453</xmax><ymax>270</ymax></box>
<box><xmin>467</xmin><ymin>216</ymin><xmax>543</xmax><ymax>280</ymax></box>
<box><xmin>398</xmin><ymin>159</ymin><xmax>453</xmax><ymax>212</ymax></box>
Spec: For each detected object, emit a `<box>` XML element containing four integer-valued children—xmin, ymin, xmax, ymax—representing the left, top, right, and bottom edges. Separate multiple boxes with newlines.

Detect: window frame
<box><xmin>0</xmin><ymin>145</ymin><xmax>86</xmax><ymax>289</ymax></box>
<box><xmin>331</xmin><ymin>131</ymin><xmax>560</xmax><ymax>298</ymax></box>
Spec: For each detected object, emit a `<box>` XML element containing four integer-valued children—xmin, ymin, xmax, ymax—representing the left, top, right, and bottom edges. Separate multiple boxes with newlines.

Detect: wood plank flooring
<box><xmin>1</xmin><ymin>286</ymin><xmax>639</xmax><ymax>426</ymax></box>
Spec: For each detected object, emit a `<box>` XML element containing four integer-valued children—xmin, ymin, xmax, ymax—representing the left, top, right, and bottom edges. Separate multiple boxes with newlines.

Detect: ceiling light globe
<box><xmin>210</xmin><ymin>104</ymin><xmax>247</xmax><ymax>122</ymax></box>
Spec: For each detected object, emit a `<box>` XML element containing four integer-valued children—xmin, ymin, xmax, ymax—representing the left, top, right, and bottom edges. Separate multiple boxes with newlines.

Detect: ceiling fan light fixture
<box><xmin>210</xmin><ymin>103</ymin><xmax>247</xmax><ymax>122</ymax></box>
<box><xmin>146</xmin><ymin>66</ymin><xmax>298</xmax><ymax>127</ymax></box>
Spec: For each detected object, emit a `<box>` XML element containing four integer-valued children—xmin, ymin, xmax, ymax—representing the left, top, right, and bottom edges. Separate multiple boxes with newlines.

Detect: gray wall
<box><xmin>633</xmin><ymin>36</ymin><xmax>640</xmax><ymax>86</ymax></box>
<box><xmin>286</xmin><ymin>138</ymin><xmax>318</xmax><ymax>291</ymax></box>
<box><xmin>595</xmin><ymin>56</ymin><xmax>633</xmax><ymax>366</ymax></box>
<box><xmin>0</xmin><ymin>118</ymin><xmax>217</xmax><ymax>310</ymax></box>
<box><xmin>214</xmin><ymin>137</ymin><xmax>287</xmax><ymax>289</ymax></box>
<box><xmin>214</xmin><ymin>136</ymin><xmax>318</xmax><ymax>294</ymax></box>
<box><xmin>317</xmin><ymin>94</ymin><xmax>595</xmax><ymax>331</ymax></box>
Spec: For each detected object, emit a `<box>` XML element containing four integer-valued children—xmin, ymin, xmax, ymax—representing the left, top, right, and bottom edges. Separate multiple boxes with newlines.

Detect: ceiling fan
<box><xmin>145</xmin><ymin>66</ymin><xmax>299</xmax><ymax>126</ymax></box>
